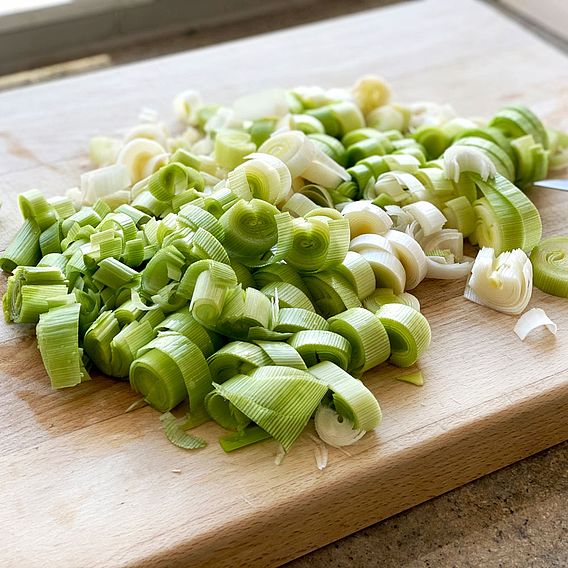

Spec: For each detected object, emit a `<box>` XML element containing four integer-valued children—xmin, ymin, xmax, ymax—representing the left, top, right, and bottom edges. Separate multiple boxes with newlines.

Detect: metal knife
<box><xmin>532</xmin><ymin>179</ymin><xmax>568</xmax><ymax>192</ymax></box>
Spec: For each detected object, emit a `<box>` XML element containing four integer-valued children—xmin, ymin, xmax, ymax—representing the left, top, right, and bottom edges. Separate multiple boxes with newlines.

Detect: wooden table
<box><xmin>1</xmin><ymin>1</ymin><xmax>567</xmax><ymax>566</ymax></box>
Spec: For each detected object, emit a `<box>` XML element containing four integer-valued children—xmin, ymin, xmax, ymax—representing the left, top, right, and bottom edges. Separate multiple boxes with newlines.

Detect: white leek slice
<box><xmin>341</xmin><ymin>200</ymin><xmax>393</xmax><ymax>238</ymax></box>
<box><xmin>233</xmin><ymin>89</ymin><xmax>288</xmax><ymax>121</ymax></box>
<box><xmin>124</xmin><ymin>122</ymin><xmax>169</xmax><ymax>148</ymax></box>
<box><xmin>513</xmin><ymin>308</ymin><xmax>557</xmax><ymax>341</ymax></box>
<box><xmin>282</xmin><ymin>193</ymin><xmax>319</xmax><ymax>217</ymax></box>
<box><xmin>464</xmin><ymin>247</ymin><xmax>533</xmax><ymax>315</ymax></box>
<box><xmin>422</xmin><ymin>229</ymin><xmax>464</xmax><ymax>260</ymax></box>
<box><xmin>116</xmin><ymin>138</ymin><xmax>167</xmax><ymax>183</ymax></box>
<box><xmin>89</xmin><ymin>137</ymin><xmax>121</xmax><ymax>167</ymax></box>
<box><xmin>80</xmin><ymin>164</ymin><xmax>131</xmax><ymax>206</ymax></box>
<box><xmin>301</xmin><ymin>148</ymin><xmax>350</xmax><ymax>188</ymax></box>
<box><xmin>443</xmin><ymin>145</ymin><xmax>497</xmax><ymax>182</ymax></box>
<box><xmin>409</xmin><ymin>101</ymin><xmax>457</xmax><ymax>128</ymax></box>
<box><xmin>310</xmin><ymin>361</ymin><xmax>382</xmax><ymax>433</ymax></box>
<box><xmin>402</xmin><ymin>201</ymin><xmax>447</xmax><ymax>237</ymax></box>
<box><xmin>385</xmin><ymin>230</ymin><xmax>427</xmax><ymax>290</ymax></box>
<box><xmin>384</xmin><ymin>205</ymin><xmax>413</xmax><ymax>231</ymax></box>
<box><xmin>204</xmin><ymin>107</ymin><xmax>237</xmax><ymax>134</ymax></box>
<box><xmin>426</xmin><ymin>255</ymin><xmax>474</xmax><ymax>279</ymax></box>
<box><xmin>372</xmin><ymin>172</ymin><xmax>425</xmax><ymax>202</ymax></box>
<box><xmin>358</xmin><ymin>249</ymin><xmax>406</xmax><ymax>295</ymax></box>
<box><xmin>314</xmin><ymin>405</ymin><xmax>366</xmax><ymax>448</ymax></box>
<box><xmin>351</xmin><ymin>74</ymin><xmax>391</xmax><ymax>115</ymax></box>
<box><xmin>258</xmin><ymin>131</ymin><xmax>315</xmax><ymax>177</ymax></box>
<box><xmin>173</xmin><ymin>89</ymin><xmax>203</xmax><ymax>124</ymax></box>
<box><xmin>349</xmin><ymin>234</ymin><xmax>394</xmax><ymax>255</ymax></box>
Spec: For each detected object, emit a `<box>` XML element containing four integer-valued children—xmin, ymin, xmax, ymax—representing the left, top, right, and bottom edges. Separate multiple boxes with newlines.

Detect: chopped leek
<box><xmin>2</xmin><ymin>74</ymin><xmax>564</xmax><ymax>460</ymax></box>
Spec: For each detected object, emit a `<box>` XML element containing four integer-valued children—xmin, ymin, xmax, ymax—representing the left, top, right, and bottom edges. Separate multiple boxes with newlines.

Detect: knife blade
<box><xmin>532</xmin><ymin>179</ymin><xmax>568</xmax><ymax>192</ymax></box>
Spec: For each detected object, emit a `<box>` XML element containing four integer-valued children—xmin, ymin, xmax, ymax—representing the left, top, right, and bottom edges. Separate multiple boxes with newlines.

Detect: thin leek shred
<box><xmin>160</xmin><ymin>412</ymin><xmax>207</xmax><ymax>450</ymax></box>
<box><xmin>513</xmin><ymin>308</ymin><xmax>557</xmax><ymax>341</ymax></box>
<box><xmin>2</xmin><ymin>75</ymin><xmax>564</xmax><ymax>458</ymax></box>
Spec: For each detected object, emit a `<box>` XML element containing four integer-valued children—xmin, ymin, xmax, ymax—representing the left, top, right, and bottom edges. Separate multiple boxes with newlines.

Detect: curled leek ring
<box><xmin>530</xmin><ymin>237</ymin><xmax>568</xmax><ymax>298</ymax></box>
<box><xmin>376</xmin><ymin>303</ymin><xmax>431</xmax><ymax>367</ymax></box>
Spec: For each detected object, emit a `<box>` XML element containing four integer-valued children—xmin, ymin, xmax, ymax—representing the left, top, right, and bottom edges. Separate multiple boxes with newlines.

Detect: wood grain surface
<box><xmin>1</xmin><ymin>1</ymin><xmax>567</xmax><ymax>567</ymax></box>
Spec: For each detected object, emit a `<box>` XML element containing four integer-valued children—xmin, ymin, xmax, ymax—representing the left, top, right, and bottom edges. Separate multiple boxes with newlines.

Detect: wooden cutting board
<box><xmin>1</xmin><ymin>1</ymin><xmax>567</xmax><ymax>566</ymax></box>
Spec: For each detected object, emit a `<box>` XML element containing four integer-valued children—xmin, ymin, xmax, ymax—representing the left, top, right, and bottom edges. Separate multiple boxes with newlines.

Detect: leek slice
<box><xmin>443</xmin><ymin>146</ymin><xmax>496</xmax><ymax>182</ymax></box>
<box><xmin>157</xmin><ymin>309</ymin><xmax>222</xmax><ymax>357</ymax></box>
<box><xmin>213</xmin><ymin>366</ymin><xmax>328</xmax><ymax>451</ymax></box>
<box><xmin>274</xmin><ymin>307</ymin><xmax>329</xmax><ymax>333</ymax></box>
<box><xmin>288</xmin><ymin>330</ymin><xmax>352</xmax><ymax>370</ymax></box>
<box><xmin>205</xmin><ymin>390</ymin><xmax>251</xmax><ymax>431</ymax></box>
<box><xmin>443</xmin><ymin>196</ymin><xmax>475</xmax><ymax>237</ymax></box>
<box><xmin>214</xmin><ymin>129</ymin><xmax>256</xmax><ymax>170</ymax></box>
<box><xmin>351</xmin><ymin>74</ymin><xmax>391</xmax><ymax>115</ymax></box>
<box><xmin>285</xmin><ymin>214</ymin><xmax>350</xmax><ymax>273</ymax></box>
<box><xmin>219</xmin><ymin>426</ymin><xmax>272</xmax><ymax>452</ymax></box>
<box><xmin>314</xmin><ymin>405</ymin><xmax>365</xmax><ymax>447</ymax></box>
<box><xmin>131</xmin><ymin>331</ymin><xmax>211</xmax><ymax>413</ymax></box>
<box><xmin>219</xmin><ymin>198</ymin><xmax>280</xmax><ymax>260</ymax></box>
<box><xmin>3</xmin><ymin>266</ymin><xmax>67</xmax><ymax>323</ymax></box>
<box><xmin>0</xmin><ymin>219</ymin><xmax>42</xmax><ymax>272</ymax></box>
<box><xmin>489</xmin><ymin>105</ymin><xmax>548</xmax><ymax>149</ymax></box>
<box><xmin>254</xmin><ymin>262</ymin><xmax>309</xmax><ymax>295</ymax></box>
<box><xmin>309</xmin><ymin>361</ymin><xmax>382</xmax><ymax>431</ymax></box>
<box><xmin>472</xmin><ymin>173</ymin><xmax>542</xmax><ymax>254</ymax></box>
<box><xmin>258</xmin><ymin>131</ymin><xmax>314</xmax><ymax>178</ymax></box>
<box><xmin>530</xmin><ymin>236</ymin><xmax>568</xmax><ymax>298</ymax></box>
<box><xmin>335</xmin><ymin>251</ymin><xmax>376</xmax><ymax>300</ymax></box>
<box><xmin>260</xmin><ymin>282</ymin><xmax>315</xmax><ymax>311</ymax></box>
<box><xmin>303</xmin><ymin>271</ymin><xmax>362</xmax><ymax>318</ymax></box>
<box><xmin>385</xmin><ymin>230</ymin><xmax>428</xmax><ymax>290</ymax></box>
<box><xmin>464</xmin><ymin>247</ymin><xmax>533</xmax><ymax>315</ymax></box>
<box><xmin>341</xmin><ymin>200</ymin><xmax>393</xmax><ymax>238</ymax></box>
<box><xmin>376</xmin><ymin>303</ymin><xmax>431</xmax><ymax>367</ymax></box>
<box><xmin>402</xmin><ymin>201</ymin><xmax>447</xmax><ymax>237</ymax></box>
<box><xmin>363</xmin><ymin>288</ymin><xmax>420</xmax><ymax>312</ymax></box>
<box><xmin>117</xmin><ymin>138</ymin><xmax>167</xmax><ymax>183</ymax></box>
<box><xmin>255</xmin><ymin>340</ymin><xmax>307</xmax><ymax>370</ymax></box>
<box><xmin>328</xmin><ymin>307</ymin><xmax>390</xmax><ymax>373</ymax></box>
<box><xmin>349</xmin><ymin>233</ymin><xmax>394</xmax><ymax>255</ymax></box>
<box><xmin>18</xmin><ymin>189</ymin><xmax>57</xmax><ymax>231</ymax></box>
<box><xmin>358</xmin><ymin>249</ymin><xmax>406</xmax><ymax>295</ymax></box>
<box><xmin>207</xmin><ymin>341</ymin><xmax>271</xmax><ymax>383</ymax></box>
<box><xmin>513</xmin><ymin>308</ymin><xmax>557</xmax><ymax>341</ymax></box>
<box><xmin>37</xmin><ymin>302</ymin><xmax>84</xmax><ymax>389</ymax></box>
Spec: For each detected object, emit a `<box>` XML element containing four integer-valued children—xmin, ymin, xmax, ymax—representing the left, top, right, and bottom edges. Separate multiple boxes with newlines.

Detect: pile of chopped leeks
<box><xmin>2</xmin><ymin>75</ymin><xmax>567</xmax><ymax>460</ymax></box>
